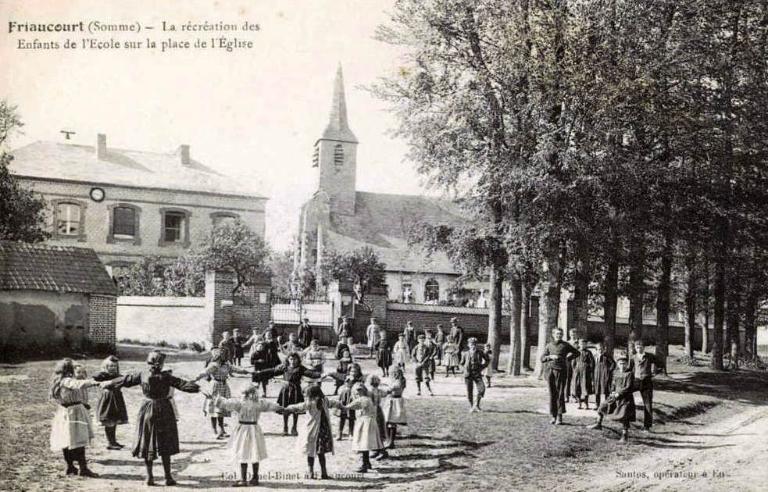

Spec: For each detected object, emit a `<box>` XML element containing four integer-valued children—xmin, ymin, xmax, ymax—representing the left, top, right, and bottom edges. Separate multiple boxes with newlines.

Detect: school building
<box><xmin>9</xmin><ymin>133</ymin><xmax>268</xmax><ymax>277</ymax></box>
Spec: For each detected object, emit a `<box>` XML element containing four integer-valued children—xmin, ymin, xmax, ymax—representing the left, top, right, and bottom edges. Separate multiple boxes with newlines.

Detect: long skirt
<box><xmin>228</xmin><ymin>422</ymin><xmax>268</xmax><ymax>464</ymax></box>
<box><xmin>277</xmin><ymin>382</ymin><xmax>304</xmax><ymax>407</ymax></box>
<box><xmin>384</xmin><ymin>397</ymin><xmax>407</xmax><ymax>425</ymax></box>
<box><xmin>375</xmin><ymin>405</ymin><xmax>387</xmax><ymax>441</ymax></box>
<box><xmin>206</xmin><ymin>380</ymin><xmax>232</xmax><ymax>417</ymax></box>
<box><xmin>133</xmin><ymin>399</ymin><xmax>180</xmax><ymax>459</ymax></box>
<box><xmin>50</xmin><ymin>404</ymin><xmax>93</xmax><ymax>451</ymax></box>
<box><xmin>351</xmin><ymin>416</ymin><xmax>384</xmax><ymax>451</ymax></box>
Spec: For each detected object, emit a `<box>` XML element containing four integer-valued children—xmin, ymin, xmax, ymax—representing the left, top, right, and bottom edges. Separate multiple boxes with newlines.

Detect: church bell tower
<box><xmin>313</xmin><ymin>64</ymin><xmax>358</xmax><ymax>216</ymax></box>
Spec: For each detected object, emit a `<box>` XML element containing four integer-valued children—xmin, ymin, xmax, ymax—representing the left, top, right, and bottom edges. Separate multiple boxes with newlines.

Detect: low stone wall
<box><xmin>116</xmin><ymin>296</ymin><xmax>208</xmax><ymax>347</ymax></box>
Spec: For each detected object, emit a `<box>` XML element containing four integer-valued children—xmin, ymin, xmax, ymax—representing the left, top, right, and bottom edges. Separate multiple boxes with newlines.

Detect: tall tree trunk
<box><xmin>726</xmin><ymin>287</ymin><xmax>740</xmax><ymax>363</ymax></box>
<box><xmin>655</xmin><ymin>234</ymin><xmax>673</xmax><ymax>373</ymax></box>
<box><xmin>487</xmin><ymin>262</ymin><xmax>504</xmax><ymax>371</ymax></box>
<box><xmin>534</xmin><ymin>242</ymin><xmax>562</xmax><ymax>378</ymax></box>
<box><xmin>628</xmin><ymin>242</ymin><xmax>645</xmax><ymax>352</ymax></box>
<box><xmin>603</xmin><ymin>257</ymin><xmax>619</xmax><ymax>357</ymax></box>
<box><xmin>684</xmin><ymin>252</ymin><xmax>697</xmax><ymax>358</ymax></box>
<box><xmin>573</xmin><ymin>239</ymin><xmax>591</xmax><ymax>340</ymax></box>
<box><xmin>743</xmin><ymin>285</ymin><xmax>758</xmax><ymax>360</ymax></box>
<box><xmin>703</xmin><ymin>257</ymin><xmax>711</xmax><ymax>353</ymax></box>
<box><xmin>711</xmin><ymin>251</ymin><xmax>726</xmax><ymax>370</ymax></box>
<box><xmin>521</xmin><ymin>280</ymin><xmax>532</xmax><ymax>370</ymax></box>
<box><xmin>507</xmin><ymin>273</ymin><xmax>523</xmax><ymax>375</ymax></box>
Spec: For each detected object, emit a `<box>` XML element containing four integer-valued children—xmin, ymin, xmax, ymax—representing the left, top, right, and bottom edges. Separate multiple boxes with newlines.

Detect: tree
<box><xmin>117</xmin><ymin>256</ymin><xmax>168</xmax><ymax>296</ymax></box>
<box><xmin>268</xmin><ymin>249</ymin><xmax>296</xmax><ymax>298</ymax></box>
<box><xmin>194</xmin><ymin>220</ymin><xmax>271</xmax><ymax>295</ymax></box>
<box><xmin>321</xmin><ymin>246</ymin><xmax>386</xmax><ymax>301</ymax></box>
<box><xmin>0</xmin><ymin>101</ymin><xmax>48</xmax><ymax>243</ymax></box>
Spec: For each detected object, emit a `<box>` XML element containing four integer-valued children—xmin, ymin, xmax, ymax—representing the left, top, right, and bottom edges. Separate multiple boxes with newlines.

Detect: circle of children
<box><xmin>48</xmin><ymin>316</ymin><xmax>497</xmax><ymax>487</ymax></box>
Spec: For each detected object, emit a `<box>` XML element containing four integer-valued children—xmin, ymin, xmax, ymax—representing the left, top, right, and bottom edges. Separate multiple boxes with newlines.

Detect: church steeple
<box><xmin>320</xmin><ymin>64</ymin><xmax>358</xmax><ymax>143</ymax></box>
<box><xmin>312</xmin><ymin>64</ymin><xmax>358</xmax><ymax>216</ymax></box>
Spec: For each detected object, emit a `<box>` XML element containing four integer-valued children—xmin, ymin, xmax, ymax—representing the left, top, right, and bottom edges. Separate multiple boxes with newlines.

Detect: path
<box><xmin>567</xmin><ymin>404</ymin><xmax>768</xmax><ymax>491</ymax></box>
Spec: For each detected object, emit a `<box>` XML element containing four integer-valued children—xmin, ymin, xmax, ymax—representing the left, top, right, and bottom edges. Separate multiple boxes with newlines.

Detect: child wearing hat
<box><xmin>410</xmin><ymin>334</ymin><xmax>434</xmax><ymax>396</ymax></box>
<box><xmin>588</xmin><ymin>352</ymin><xmax>636</xmax><ymax>442</ymax></box>
<box><xmin>460</xmin><ymin>337</ymin><xmax>489</xmax><ymax>412</ymax></box>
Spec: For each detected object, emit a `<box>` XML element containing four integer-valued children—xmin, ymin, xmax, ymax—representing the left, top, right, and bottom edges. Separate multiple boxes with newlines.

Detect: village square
<box><xmin>1</xmin><ymin>1</ymin><xmax>768</xmax><ymax>491</ymax></box>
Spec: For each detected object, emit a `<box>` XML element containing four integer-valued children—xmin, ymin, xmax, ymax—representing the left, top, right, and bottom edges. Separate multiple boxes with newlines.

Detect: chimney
<box><xmin>96</xmin><ymin>133</ymin><xmax>107</xmax><ymax>159</ymax></box>
<box><xmin>178</xmin><ymin>144</ymin><xmax>190</xmax><ymax>165</ymax></box>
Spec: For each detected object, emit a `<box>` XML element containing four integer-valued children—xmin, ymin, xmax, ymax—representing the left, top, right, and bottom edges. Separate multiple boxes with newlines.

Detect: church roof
<box><xmin>319</xmin><ymin>65</ymin><xmax>358</xmax><ymax>143</ymax></box>
<box><xmin>0</xmin><ymin>241</ymin><xmax>117</xmax><ymax>296</ymax></box>
<box><xmin>325</xmin><ymin>191</ymin><xmax>466</xmax><ymax>275</ymax></box>
<box><xmin>10</xmin><ymin>140</ymin><xmax>267</xmax><ymax>199</ymax></box>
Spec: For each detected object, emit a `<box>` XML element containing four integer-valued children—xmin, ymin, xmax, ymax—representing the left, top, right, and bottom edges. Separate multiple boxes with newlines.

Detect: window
<box><xmin>424</xmin><ymin>279</ymin><xmax>440</xmax><ymax>303</ymax></box>
<box><xmin>56</xmin><ymin>203</ymin><xmax>80</xmax><ymax>236</ymax></box>
<box><xmin>158</xmin><ymin>208</ymin><xmax>191</xmax><ymax>247</ymax></box>
<box><xmin>334</xmin><ymin>144</ymin><xmax>344</xmax><ymax>167</ymax></box>
<box><xmin>164</xmin><ymin>212</ymin><xmax>184</xmax><ymax>242</ymax></box>
<box><xmin>113</xmin><ymin>207</ymin><xmax>136</xmax><ymax>237</ymax></box>
<box><xmin>107</xmin><ymin>203</ymin><xmax>141</xmax><ymax>245</ymax></box>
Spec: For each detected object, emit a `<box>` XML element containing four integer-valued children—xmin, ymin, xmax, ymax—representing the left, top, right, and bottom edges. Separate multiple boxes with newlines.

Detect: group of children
<box><xmin>542</xmin><ymin>328</ymin><xmax>659</xmax><ymax>442</ymax></box>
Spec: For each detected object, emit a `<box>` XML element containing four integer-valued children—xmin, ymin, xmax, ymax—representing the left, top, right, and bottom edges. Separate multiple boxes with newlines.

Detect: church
<box><xmin>295</xmin><ymin>66</ymin><xmax>469</xmax><ymax>304</ymax></box>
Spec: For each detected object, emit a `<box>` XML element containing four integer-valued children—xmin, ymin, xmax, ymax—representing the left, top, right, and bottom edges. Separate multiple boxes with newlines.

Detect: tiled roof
<box><xmin>326</xmin><ymin>191</ymin><xmax>467</xmax><ymax>275</ymax></box>
<box><xmin>0</xmin><ymin>241</ymin><xmax>117</xmax><ymax>296</ymax></box>
<box><xmin>10</xmin><ymin>141</ymin><xmax>266</xmax><ymax>198</ymax></box>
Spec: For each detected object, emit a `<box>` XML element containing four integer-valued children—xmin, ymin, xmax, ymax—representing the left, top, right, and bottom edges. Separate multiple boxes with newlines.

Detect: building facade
<box><xmin>10</xmin><ymin>135</ymin><xmax>267</xmax><ymax>274</ymax></box>
<box><xmin>295</xmin><ymin>66</ymin><xmax>467</xmax><ymax>303</ymax></box>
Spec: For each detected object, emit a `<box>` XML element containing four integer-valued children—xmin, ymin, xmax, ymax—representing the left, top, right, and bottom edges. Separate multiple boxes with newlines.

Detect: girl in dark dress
<box><xmin>375</xmin><ymin>331</ymin><xmax>393</xmax><ymax>377</ymax></box>
<box><xmin>250</xmin><ymin>341</ymin><xmax>273</xmax><ymax>397</ymax></box>
<box><xmin>92</xmin><ymin>355</ymin><xmax>129</xmax><ymax>450</ymax></box>
<box><xmin>117</xmin><ymin>351</ymin><xmax>200</xmax><ymax>486</ymax></box>
<box><xmin>571</xmin><ymin>339</ymin><xmax>595</xmax><ymax>409</ymax></box>
<box><xmin>253</xmin><ymin>352</ymin><xmax>322</xmax><ymax>436</ymax></box>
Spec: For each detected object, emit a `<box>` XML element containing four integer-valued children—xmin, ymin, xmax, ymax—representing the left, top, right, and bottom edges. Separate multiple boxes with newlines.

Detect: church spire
<box><xmin>320</xmin><ymin>64</ymin><xmax>358</xmax><ymax>143</ymax></box>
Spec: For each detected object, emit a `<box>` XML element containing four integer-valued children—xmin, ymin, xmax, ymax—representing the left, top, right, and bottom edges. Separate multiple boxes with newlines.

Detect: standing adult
<box><xmin>366</xmin><ymin>318</ymin><xmax>381</xmax><ymax>358</ymax></box>
<box><xmin>403</xmin><ymin>321</ymin><xmax>416</xmax><ymax>355</ymax></box>
<box><xmin>449</xmin><ymin>318</ymin><xmax>465</xmax><ymax>352</ymax></box>
<box><xmin>541</xmin><ymin>328</ymin><xmax>580</xmax><ymax>425</ymax></box>
<box><xmin>460</xmin><ymin>337</ymin><xmax>489</xmax><ymax>412</ymax></box>
<box><xmin>631</xmin><ymin>340</ymin><xmax>657</xmax><ymax>432</ymax></box>
<box><xmin>297</xmin><ymin>318</ymin><xmax>313</xmax><ymax>349</ymax></box>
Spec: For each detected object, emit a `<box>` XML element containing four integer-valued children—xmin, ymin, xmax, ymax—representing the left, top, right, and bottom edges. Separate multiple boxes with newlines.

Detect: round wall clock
<box><xmin>89</xmin><ymin>187</ymin><xmax>105</xmax><ymax>202</ymax></box>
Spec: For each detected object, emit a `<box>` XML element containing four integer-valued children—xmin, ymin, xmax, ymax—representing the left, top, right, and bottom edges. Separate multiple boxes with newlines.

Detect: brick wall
<box><xmin>385</xmin><ymin>302</ymin><xmax>512</xmax><ymax>343</ymax></box>
<box><xmin>206</xmin><ymin>270</ymin><xmax>272</xmax><ymax>346</ymax></box>
<box><xmin>88</xmin><ymin>295</ymin><xmax>117</xmax><ymax>349</ymax></box>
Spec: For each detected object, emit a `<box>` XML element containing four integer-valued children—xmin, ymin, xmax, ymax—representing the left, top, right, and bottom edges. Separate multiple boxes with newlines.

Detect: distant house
<box><xmin>10</xmin><ymin>135</ymin><xmax>267</xmax><ymax>278</ymax></box>
<box><xmin>295</xmin><ymin>66</ymin><xmax>467</xmax><ymax>304</ymax></box>
<box><xmin>0</xmin><ymin>241</ymin><xmax>118</xmax><ymax>356</ymax></box>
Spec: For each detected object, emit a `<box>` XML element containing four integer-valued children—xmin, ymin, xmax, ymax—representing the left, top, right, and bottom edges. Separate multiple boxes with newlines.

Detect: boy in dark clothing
<box><xmin>541</xmin><ymin>328</ymin><xmax>580</xmax><ymax>425</ymax></box>
<box><xmin>231</xmin><ymin>329</ymin><xmax>247</xmax><ymax>366</ymax></box>
<box><xmin>411</xmin><ymin>335</ymin><xmax>434</xmax><ymax>396</ymax></box>
<box><xmin>631</xmin><ymin>340</ymin><xmax>657</xmax><ymax>432</ymax></box>
<box><xmin>571</xmin><ymin>339</ymin><xmax>595</xmax><ymax>409</ymax></box>
<box><xmin>593</xmin><ymin>342</ymin><xmax>616</xmax><ymax>407</ymax></box>
<box><xmin>588</xmin><ymin>352</ymin><xmax>636</xmax><ymax>442</ymax></box>
<box><xmin>461</xmin><ymin>337</ymin><xmax>489</xmax><ymax>412</ymax></box>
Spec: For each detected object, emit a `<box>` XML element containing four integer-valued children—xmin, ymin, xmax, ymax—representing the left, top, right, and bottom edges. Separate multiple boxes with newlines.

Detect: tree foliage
<box><xmin>321</xmin><ymin>246</ymin><xmax>386</xmax><ymax>300</ymax></box>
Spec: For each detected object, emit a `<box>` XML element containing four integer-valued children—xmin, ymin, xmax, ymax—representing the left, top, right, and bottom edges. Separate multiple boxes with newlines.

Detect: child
<box><xmin>424</xmin><ymin>330</ymin><xmax>438</xmax><ymax>380</ymax></box>
<box><xmin>50</xmin><ymin>359</ymin><xmax>102</xmax><ymax>476</ymax></box>
<box><xmin>461</xmin><ymin>337</ymin><xmax>489</xmax><ymax>412</ymax></box>
<box><xmin>571</xmin><ymin>339</ymin><xmax>595</xmax><ymax>409</ymax></box>
<box><xmin>593</xmin><ymin>341</ymin><xmax>616</xmax><ymax>407</ymax></box>
<box><xmin>375</xmin><ymin>329</ymin><xmax>393</xmax><ymax>377</ymax></box>
<box><xmin>411</xmin><ymin>334</ymin><xmax>434</xmax><ymax>396</ymax></box>
<box><xmin>281</xmin><ymin>332</ymin><xmax>304</xmax><ymax>358</ymax></box>
<box><xmin>93</xmin><ymin>355</ymin><xmax>129</xmax><ymax>450</ymax></box>
<box><xmin>118</xmin><ymin>351</ymin><xmax>200</xmax><ymax>486</ymax></box>
<box><xmin>366</xmin><ymin>375</ymin><xmax>390</xmax><ymax>460</ymax></box>
<box><xmin>253</xmin><ymin>352</ymin><xmax>323</xmax><ymax>436</ymax></box>
<box><xmin>434</xmin><ymin>324</ymin><xmax>446</xmax><ymax>365</ymax></box>
<box><xmin>219</xmin><ymin>331</ymin><xmax>236</xmax><ymax>364</ymax></box>
<box><xmin>332</xmin><ymin>348</ymin><xmax>353</xmax><ymax>395</ymax></box>
<box><xmin>393</xmin><ymin>334</ymin><xmax>409</xmax><ymax>370</ymax></box>
<box><xmin>232</xmin><ymin>328</ymin><xmax>247</xmax><ymax>366</ymax></box>
<box><xmin>336</xmin><ymin>376</ymin><xmax>357</xmax><ymax>440</ymax></box>
<box><xmin>443</xmin><ymin>340</ymin><xmax>460</xmax><ymax>376</ymax></box>
<box><xmin>284</xmin><ymin>385</ymin><xmax>342</xmax><ymax>479</ymax></box>
<box><xmin>210</xmin><ymin>384</ymin><xmax>284</xmax><ymax>487</ymax></box>
<box><xmin>588</xmin><ymin>352</ymin><xmax>635</xmax><ymax>442</ymax></box>
<box><xmin>565</xmin><ymin>335</ymin><xmax>578</xmax><ymax>402</ymax></box>
<box><xmin>335</xmin><ymin>337</ymin><xmax>350</xmax><ymax>361</ymax></box>
<box><xmin>342</xmin><ymin>384</ymin><xmax>385</xmax><ymax>473</ymax></box>
<box><xmin>196</xmin><ymin>348</ymin><xmax>250</xmax><ymax>439</ymax></box>
<box><xmin>302</xmin><ymin>339</ymin><xmax>325</xmax><ymax>373</ymax></box>
<box><xmin>250</xmin><ymin>341</ymin><xmax>273</xmax><ymax>397</ymax></box>
<box><xmin>482</xmin><ymin>344</ymin><xmax>494</xmax><ymax>388</ymax></box>
<box><xmin>383</xmin><ymin>367</ymin><xmax>408</xmax><ymax>449</ymax></box>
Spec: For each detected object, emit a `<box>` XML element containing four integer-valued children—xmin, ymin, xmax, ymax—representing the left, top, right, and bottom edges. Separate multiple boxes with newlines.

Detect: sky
<box><xmin>0</xmin><ymin>0</ymin><xmax>428</xmax><ymax>250</ymax></box>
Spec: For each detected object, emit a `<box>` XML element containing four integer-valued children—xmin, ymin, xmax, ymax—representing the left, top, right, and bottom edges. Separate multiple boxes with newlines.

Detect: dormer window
<box><xmin>334</xmin><ymin>144</ymin><xmax>344</xmax><ymax>167</ymax></box>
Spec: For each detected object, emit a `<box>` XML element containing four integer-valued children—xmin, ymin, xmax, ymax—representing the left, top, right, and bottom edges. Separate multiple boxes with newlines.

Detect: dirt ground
<box><xmin>0</xmin><ymin>345</ymin><xmax>766</xmax><ymax>491</ymax></box>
